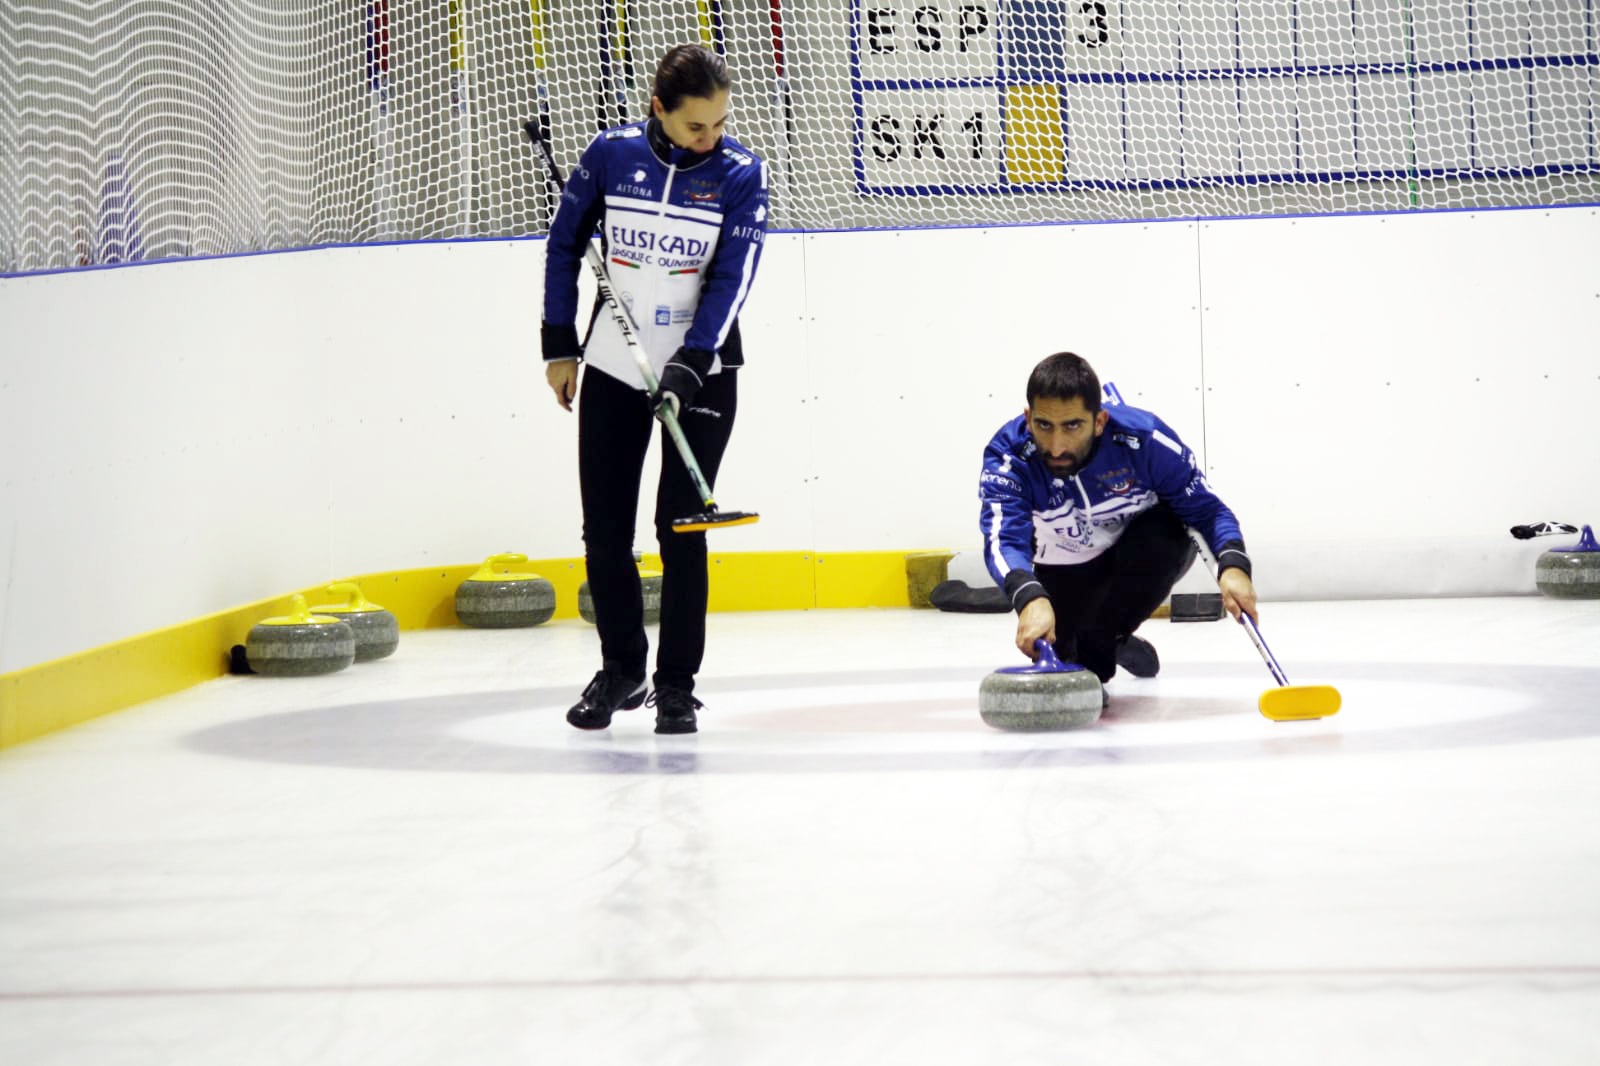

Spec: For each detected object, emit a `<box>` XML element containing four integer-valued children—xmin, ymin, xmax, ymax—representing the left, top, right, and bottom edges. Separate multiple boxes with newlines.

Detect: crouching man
<box><xmin>979</xmin><ymin>352</ymin><xmax>1258</xmax><ymax>690</ymax></box>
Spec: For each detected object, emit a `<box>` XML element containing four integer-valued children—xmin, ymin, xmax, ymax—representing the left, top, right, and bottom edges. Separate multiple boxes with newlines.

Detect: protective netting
<box><xmin>3</xmin><ymin>1</ymin><xmax>1597</xmax><ymax>274</ymax></box>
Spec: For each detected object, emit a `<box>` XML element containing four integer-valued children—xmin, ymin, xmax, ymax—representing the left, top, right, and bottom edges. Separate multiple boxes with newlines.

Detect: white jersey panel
<box><xmin>584</xmin><ymin>197</ymin><xmax>725</xmax><ymax>389</ymax></box>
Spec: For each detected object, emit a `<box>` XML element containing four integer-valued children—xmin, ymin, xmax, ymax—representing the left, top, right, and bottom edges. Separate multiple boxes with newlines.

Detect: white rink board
<box><xmin>4</xmin><ymin>206</ymin><xmax>1599</xmax><ymax>670</ymax></box>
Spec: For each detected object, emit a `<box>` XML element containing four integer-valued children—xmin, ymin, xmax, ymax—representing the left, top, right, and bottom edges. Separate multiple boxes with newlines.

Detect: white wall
<box><xmin>3</xmin><ymin>206</ymin><xmax>1598</xmax><ymax>672</ymax></box>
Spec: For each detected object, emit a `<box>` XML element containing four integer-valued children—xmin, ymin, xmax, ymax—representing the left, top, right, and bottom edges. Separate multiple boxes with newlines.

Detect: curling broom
<box><xmin>524</xmin><ymin>119</ymin><xmax>757</xmax><ymax>533</ymax></box>
<box><xmin>1102</xmin><ymin>381</ymin><xmax>1338</xmax><ymax>721</ymax></box>
<box><xmin>1236</xmin><ymin>612</ymin><xmax>1342</xmax><ymax>722</ymax></box>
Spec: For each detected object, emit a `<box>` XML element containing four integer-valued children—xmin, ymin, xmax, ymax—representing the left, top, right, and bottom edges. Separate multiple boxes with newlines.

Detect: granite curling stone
<box><xmin>456</xmin><ymin>552</ymin><xmax>556</xmax><ymax>627</ymax></box>
<box><xmin>244</xmin><ymin>594</ymin><xmax>356</xmax><ymax>677</ymax></box>
<box><xmin>979</xmin><ymin>640</ymin><xmax>1104</xmax><ymax>731</ymax></box>
<box><xmin>578</xmin><ymin>567</ymin><xmax>663</xmax><ymax>625</ymax></box>
<box><xmin>1536</xmin><ymin>524</ymin><xmax>1600</xmax><ymax>599</ymax></box>
<box><xmin>309</xmin><ymin>581</ymin><xmax>399</xmax><ymax>661</ymax></box>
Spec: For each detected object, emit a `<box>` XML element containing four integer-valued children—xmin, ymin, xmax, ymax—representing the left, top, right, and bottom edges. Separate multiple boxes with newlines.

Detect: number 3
<box><xmin>1078</xmin><ymin>1</ymin><xmax>1109</xmax><ymax>47</ymax></box>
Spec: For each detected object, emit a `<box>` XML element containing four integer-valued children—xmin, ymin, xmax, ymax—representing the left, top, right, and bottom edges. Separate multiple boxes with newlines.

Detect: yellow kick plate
<box><xmin>1259</xmin><ymin>684</ymin><xmax>1342</xmax><ymax>722</ymax></box>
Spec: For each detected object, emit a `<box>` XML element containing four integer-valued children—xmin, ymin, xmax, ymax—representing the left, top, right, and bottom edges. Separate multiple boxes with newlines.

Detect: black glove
<box><xmin>541</xmin><ymin>322</ymin><xmax>582</xmax><ymax>362</ymax></box>
<box><xmin>653</xmin><ymin>346</ymin><xmax>714</xmax><ymax>416</ymax></box>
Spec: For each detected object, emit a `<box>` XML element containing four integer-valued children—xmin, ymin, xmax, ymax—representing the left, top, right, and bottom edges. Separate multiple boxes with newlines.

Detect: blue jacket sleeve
<box><xmin>682</xmin><ymin>156</ymin><xmax>768</xmax><ymax>356</ymax></box>
<box><xmin>1139</xmin><ymin>418</ymin><xmax>1251</xmax><ymax>575</ymax></box>
<box><xmin>978</xmin><ymin>435</ymin><xmax>1049</xmax><ymax>611</ymax></box>
<box><xmin>540</xmin><ymin>135</ymin><xmax>608</xmax><ymax>360</ymax></box>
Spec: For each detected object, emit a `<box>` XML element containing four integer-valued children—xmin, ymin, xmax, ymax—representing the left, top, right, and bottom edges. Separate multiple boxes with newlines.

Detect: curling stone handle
<box><xmin>1033</xmin><ymin>638</ymin><xmax>1066</xmax><ymax>670</ymax></box>
<box><xmin>325</xmin><ymin>581</ymin><xmax>366</xmax><ymax>609</ymax></box>
<box><xmin>471</xmin><ymin>552</ymin><xmax>532</xmax><ymax>581</ymax></box>
<box><xmin>487</xmin><ymin>552</ymin><xmax>528</xmax><ymax>567</ymax></box>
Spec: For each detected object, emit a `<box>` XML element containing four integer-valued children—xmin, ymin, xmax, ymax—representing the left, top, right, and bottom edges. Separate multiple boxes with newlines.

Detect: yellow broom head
<box><xmin>1259</xmin><ymin>684</ymin><xmax>1341</xmax><ymax>721</ymax></box>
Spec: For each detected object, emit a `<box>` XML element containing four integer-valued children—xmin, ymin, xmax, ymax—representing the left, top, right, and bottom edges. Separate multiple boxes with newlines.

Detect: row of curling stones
<box><xmin>456</xmin><ymin>552</ymin><xmax>556</xmax><ymax>628</ymax></box>
<box><xmin>979</xmin><ymin>639</ymin><xmax>1103</xmax><ymax>731</ymax></box>
<box><xmin>1536</xmin><ymin>524</ymin><xmax>1600</xmax><ymax>599</ymax></box>
<box><xmin>240</xmin><ymin>584</ymin><xmax>398</xmax><ymax>677</ymax></box>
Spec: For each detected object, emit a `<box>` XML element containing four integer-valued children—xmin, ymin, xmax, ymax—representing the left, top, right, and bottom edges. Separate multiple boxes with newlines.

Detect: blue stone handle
<box><xmin>1033</xmin><ymin>638</ymin><xmax>1066</xmax><ymax>671</ymax></box>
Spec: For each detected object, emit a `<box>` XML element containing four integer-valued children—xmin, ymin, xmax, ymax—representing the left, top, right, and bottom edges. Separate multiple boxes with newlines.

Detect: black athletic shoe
<box><xmin>1115</xmin><ymin>634</ymin><xmax>1160</xmax><ymax>678</ymax></box>
<box><xmin>648</xmin><ymin>687</ymin><xmax>703</xmax><ymax>735</ymax></box>
<box><xmin>567</xmin><ymin>670</ymin><xmax>647</xmax><ymax>730</ymax></box>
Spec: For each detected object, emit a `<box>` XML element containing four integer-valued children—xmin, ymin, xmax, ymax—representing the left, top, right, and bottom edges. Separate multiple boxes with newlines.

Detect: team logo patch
<box><xmin>1097</xmin><ymin>466</ymin><xmax>1134</xmax><ymax>494</ymax></box>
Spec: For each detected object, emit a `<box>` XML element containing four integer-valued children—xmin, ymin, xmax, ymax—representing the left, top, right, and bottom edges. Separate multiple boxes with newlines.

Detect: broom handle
<box><xmin>1102</xmin><ymin>382</ymin><xmax>1322</xmax><ymax>710</ymax></box>
<box><xmin>1174</xmin><ymin>516</ymin><xmax>1289</xmax><ymax>690</ymax></box>
<box><xmin>525</xmin><ymin>120</ymin><xmax>720</xmax><ymax>513</ymax></box>
<box><xmin>1239</xmin><ymin>613</ymin><xmax>1291</xmax><ymax>687</ymax></box>
<box><xmin>1104</xmin><ymin>380</ymin><xmax>1290</xmax><ymax>687</ymax></box>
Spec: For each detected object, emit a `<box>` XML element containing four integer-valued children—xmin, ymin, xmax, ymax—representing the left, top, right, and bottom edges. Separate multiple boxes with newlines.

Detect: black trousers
<box><xmin>577</xmin><ymin>365</ymin><xmax>737</xmax><ymax>693</ymax></box>
<box><xmin>1036</xmin><ymin>503</ymin><xmax>1197</xmax><ymax>682</ymax></box>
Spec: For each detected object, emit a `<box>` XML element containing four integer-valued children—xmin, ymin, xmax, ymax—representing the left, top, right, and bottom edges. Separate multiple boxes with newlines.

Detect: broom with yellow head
<box><xmin>524</xmin><ymin>119</ymin><xmax>758</xmax><ymax>533</ymax></box>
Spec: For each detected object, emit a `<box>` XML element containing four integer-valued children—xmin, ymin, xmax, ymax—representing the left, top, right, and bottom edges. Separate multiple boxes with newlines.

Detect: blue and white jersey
<box><xmin>542</xmin><ymin>119</ymin><xmax>768</xmax><ymax>389</ymax></box>
<box><xmin>979</xmin><ymin>404</ymin><xmax>1249</xmax><ymax>607</ymax></box>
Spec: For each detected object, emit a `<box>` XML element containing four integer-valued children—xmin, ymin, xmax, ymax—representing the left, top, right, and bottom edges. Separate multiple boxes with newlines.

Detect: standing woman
<box><xmin>541</xmin><ymin>44</ymin><xmax>768</xmax><ymax>735</ymax></box>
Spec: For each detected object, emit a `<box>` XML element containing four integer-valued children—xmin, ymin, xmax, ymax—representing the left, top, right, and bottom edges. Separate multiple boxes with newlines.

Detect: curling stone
<box><xmin>577</xmin><ymin>567</ymin><xmax>663</xmax><ymax>625</ymax></box>
<box><xmin>244</xmin><ymin>594</ymin><xmax>355</xmax><ymax>677</ymax></box>
<box><xmin>1536</xmin><ymin>524</ymin><xmax>1600</xmax><ymax>599</ymax></box>
<box><xmin>309</xmin><ymin>582</ymin><xmax>399</xmax><ymax>661</ymax></box>
<box><xmin>979</xmin><ymin>640</ymin><xmax>1103</xmax><ymax>731</ymax></box>
<box><xmin>455</xmin><ymin>552</ymin><xmax>556</xmax><ymax>627</ymax></box>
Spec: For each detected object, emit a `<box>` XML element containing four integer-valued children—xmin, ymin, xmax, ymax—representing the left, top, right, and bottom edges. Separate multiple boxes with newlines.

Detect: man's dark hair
<box><xmin>1026</xmin><ymin>351</ymin><xmax>1102</xmax><ymax>411</ymax></box>
<box><xmin>653</xmin><ymin>44</ymin><xmax>731</xmax><ymax>112</ymax></box>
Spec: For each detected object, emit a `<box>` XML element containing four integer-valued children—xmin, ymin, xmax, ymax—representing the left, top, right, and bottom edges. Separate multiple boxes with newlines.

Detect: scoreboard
<box><xmin>851</xmin><ymin>0</ymin><xmax>1600</xmax><ymax>196</ymax></box>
